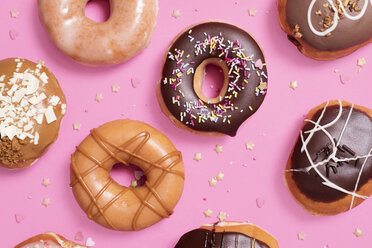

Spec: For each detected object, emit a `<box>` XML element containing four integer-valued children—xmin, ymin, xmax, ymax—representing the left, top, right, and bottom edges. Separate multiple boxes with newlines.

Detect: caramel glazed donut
<box><xmin>158</xmin><ymin>21</ymin><xmax>268</xmax><ymax>137</ymax></box>
<box><xmin>15</xmin><ymin>232</ymin><xmax>86</xmax><ymax>248</ymax></box>
<box><xmin>0</xmin><ymin>58</ymin><xmax>66</xmax><ymax>169</ymax></box>
<box><xmin>38</xmin><ymin>0</ymin><xmax>158</xmax><ymax>66</ymax></box>
<box><xmin>285</xmin><ymin>100</ymin><xmax>372</xmax><ymax>215</ymax></box>
<box><xmin>175</xmin><ymin>222</ymin><xmax>279</xmax><ymax>248</ymax></box>
<box><xmin>70</xmin><ymin>119</ymin><xmax>185</xmax><ymax>231</ymax></box>
<box><xmin>278</xmin><ymin>0</ymin><xmax>372</xmax><ymax>60</ymax></box>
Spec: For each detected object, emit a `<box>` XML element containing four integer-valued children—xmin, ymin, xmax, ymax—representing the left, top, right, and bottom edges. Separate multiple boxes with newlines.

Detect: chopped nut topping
<box><xmin>293</xmin><ymin>24</ymin><xmax>303</xmax><ymax>38</ymax></box>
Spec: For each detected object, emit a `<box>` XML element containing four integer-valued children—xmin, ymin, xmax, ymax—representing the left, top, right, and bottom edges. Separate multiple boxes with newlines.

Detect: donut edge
<box><xmin>284</xmin><ymin>100</ymin><xmax>372</xmax><ymax>215</ymax></box>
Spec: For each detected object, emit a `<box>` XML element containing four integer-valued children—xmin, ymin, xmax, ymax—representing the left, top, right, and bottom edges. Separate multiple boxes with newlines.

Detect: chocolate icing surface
<box><xmin>175</xmin><ymin>228</ymin><xmax>269</xmax><ymax>248</ymax></box>
<box><xmin>160</xmin><ymin>22</ymin><xmax>267</xmax><ymax>136</ymax></box>
<box><xmin>291</xmin><ymin>104</ymin><xmax>372</xmax><ymax>202</ymax></box>
<box><xmin>286</xmin><ymin>0</ymin><xmax>372</xmax><ymax>51</ymax></box>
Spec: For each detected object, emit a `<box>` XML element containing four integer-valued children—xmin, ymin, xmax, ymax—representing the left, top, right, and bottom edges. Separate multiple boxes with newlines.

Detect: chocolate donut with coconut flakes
<box><xmin>157</xmin><ymin>21</ymin><xmax>268</xmax><ymax>137</ymax></box>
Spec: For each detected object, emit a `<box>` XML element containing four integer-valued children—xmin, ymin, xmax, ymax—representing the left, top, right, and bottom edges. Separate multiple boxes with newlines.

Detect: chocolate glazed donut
<box><xmin>158</xmin><ymin>21</ymin><xmax>268</xmax><ymax>137</ymax></box>
<box><xmin>278</xmin><ymin>0</ymin><xmax>372</xmax><ymax>60</ymax></box>
<box><xmin>175</xmin><ymin>222</ymin><xmax>278</xmax><ymax>248</ymax></box>
<box><xmin>285</xmin><ymin>100</ymin><xmax>372</xmax><ymax>215</ymax></box>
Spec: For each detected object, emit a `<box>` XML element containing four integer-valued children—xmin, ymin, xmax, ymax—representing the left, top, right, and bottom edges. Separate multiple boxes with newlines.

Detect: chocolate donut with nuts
<box><xmin>278</xmin><ymin>0</ymin><xmax>372</xmax><ymax>60</ymax></box>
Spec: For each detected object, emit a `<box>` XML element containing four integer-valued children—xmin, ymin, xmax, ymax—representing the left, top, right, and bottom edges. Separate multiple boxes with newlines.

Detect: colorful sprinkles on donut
<box><xmin>159</xmin><ymin>22</ymin><xmax>268</xmax><ymax>136</ymax></box>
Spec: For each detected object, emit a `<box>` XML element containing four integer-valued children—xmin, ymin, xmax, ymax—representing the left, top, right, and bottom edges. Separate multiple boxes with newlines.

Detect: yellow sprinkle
<box><xmin>244</xmin><ymin>79</ymin><xmax>249</xmax><ymax>84</ymax></box>
<box><xmin>256</xmin><ymin>71</ymin><xmax>260</xmax><ymax>76</ymax></box>
<box><xmin>219</xmin><ymin>52</ymin><xmax>225</xmax><ymax>57</ymax></box>
<box><xmin>186</xmin><ymin>54</ymin><xmax>190</xmax><ymax>58</ymax></box>
<box><xmin>228</xmin><ymin>120</ymin><xmax>231</xmax><ymax>124</ymax></box>
<box><xmin>249</xmin><ymin>106</ymin><xmax>253</xmax><ymax>111</ymax></box>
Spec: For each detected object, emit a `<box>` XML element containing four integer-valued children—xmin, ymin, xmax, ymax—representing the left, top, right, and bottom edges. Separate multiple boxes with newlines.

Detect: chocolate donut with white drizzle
<box><xmin>158</xmin><ymin>21</ymin><xmax>268</xmax><ymax>137</ymax></box>
<box><xmin>278</xmin><ymin>0</ymin><xmax>372</xmax><ymax>60</ymax></box>
<box><xmin>285</xmin><ymin>100</ymin><xmax>372</xmax><ymax>215</ymax></box>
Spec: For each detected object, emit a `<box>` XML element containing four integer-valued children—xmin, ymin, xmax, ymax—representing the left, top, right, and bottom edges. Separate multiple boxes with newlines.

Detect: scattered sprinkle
<box><xmin>290</xmin><ymin>80</ymin><xmax>298</xmax><ymax>90</ymax></box>
<box><xmin>297</xmin><ymin>232</ymin><xmax>306</xmax><ymax>240</ymax></box>
<box><xmin>193</xmin><ymin>153</ymin><xmax>202</xmax><ymax>162</ymax></box>
<box><xmin>256</xmin><ymin>198</ymin><xmax>265</xmax><ymax>208</ymax></box>
<box><xmin>216</xmin><ymin>172</ymin><xmax>224</xmax><ymax>181</ymax></box>
<box><xmin>254</xmin><ymin>59</ymin><xmax>263</xmax><ymax>69</ymax></box>
<box><xmin>354</xmin><ymin>228</ymin><xmax>363</xmax><ymax>237</ymax></box>
<box><xmin>15</xmin><ymin>214</ymin><xmax>24</xmax><ymax>223</ymax></box>
<box><xmin>9</xmin><ymin>30</ymin><xmax>19</xmax><ymax>40</ymax></box>
<box><xmin>204</xmin><ymin>209</ymin><xmax>213</xmax><ymax>217</ymax></box>
<box><xmin>209</xmin><ymin>178</ymin><xmax>217</xmax><ymax>187</ymax></box>
<box><xmin>258</xmin><ymin>82</ymin><xmax>267</xmax><ymax>91</ymax></box>
<box><xmin>334</xmin><ymin>69</ymin><xmax>338</xmax><ymax>73</ymax></box>
<box><xmin>131</xmin><ymin>78</ymin><xmax>141</xmax><ymax>88</ymax></box>
<box><xmin>248</xmin><ymin>8</ymin><xmax>257</xmax><ymax>16</ymax></box>
<box><xmin>218</xmin><ymin>211</ymin><xmax>228</xmax><ymax>221</ymax></box>
<box><xmin>246</xmin><ymin>141</ymin><xmax>255</xmax><ymax>150</ymax></box>
<box><xmin>95</xmin><ymin>93</ymin><xmax>103</xmax><ymax>102</ymax></box>
<box><xmin>73</xmin><ymin>122</ymin><xmax>82</xmax><ymax>130</ymax></box>
<box><xmin>130</xmin><ymin>180</ymin><xmax>138</xmax><ymax>188</ymax></box>
<box><xmin>214</xmin><ymin>145</ymin><xmax>223</xmax><ymax>154</ymax></box>
<box><xmin>10</xmin><ymin>9</ymin><xmax>19</xmax><ymax>18</ymax></box>
<box><xmin>172</xmin><ymin>9</ymin><xmax>181</xmax><ymax>19</ymax></box>
<box><xmin>357</xmin><ymin>58</ymin><xmax>366</xmax><ymax>67</ymax></box>
<box><xmin>42</xmin><ymin>197</ymin><xmax>51</xmax><ymax>207</ymax></box>
<box><xmin>229</xmin><ymin>161</ymin><xmax>234</xmax><ymax>165</ymax></box>
<box><xmin>42</xmin><ymin>178</ymin><xmax>51</xmax><ymax>187</ymax></box>
<box><xmin>86</xmin><ymin>237</ymin><xmax>95</xmax><ymax>247</ymax></box>
<box><xmin>339</xmin><ymin>74</ymin><xmax>349</xmax><ymax>84</ymax></box>
<box><xmin>242</xmin><ymin>163</ymin><xmax>249</xmax><ymax>167</ymax></box>
<box><xmin>74</xmin><ymin>231</ymin><xmax>84</xmax><ymax>241</ymax></box>
<box><xmin>111</xmin><ymin>84</ymin><xmax>120</xmax><ymax>93</ymax></box>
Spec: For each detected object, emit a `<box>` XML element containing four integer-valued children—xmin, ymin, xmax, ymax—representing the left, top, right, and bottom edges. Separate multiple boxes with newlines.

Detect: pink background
<box><xmin>1</xmin><ymin>0</ymin><xmax>372</xmax><ymax>247</ymax></box>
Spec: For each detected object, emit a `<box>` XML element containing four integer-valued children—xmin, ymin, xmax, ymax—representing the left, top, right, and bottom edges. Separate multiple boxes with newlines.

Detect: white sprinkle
<box><xmin>34</xmin><ymin>132</ymin><xmax>39</xmax><ymax>145</ymax></box>
<box><xmin>40</xmin><ymin>72</ymin><xmax>48</xmax><ymax>83</ymax></box>
<box><xmin>61</xmin><ymin>104</ymin><xmax>66</xmax><ymax>115</ymax></box>
<box><xmin>45</xmin><ymin>106</ymin><xmax>57</xmax><ymax>124</ymax></box>
<box><xmin>49</xmin><ymin>95</ymin><xmax>60</xmax><ymax>106</ymax></box>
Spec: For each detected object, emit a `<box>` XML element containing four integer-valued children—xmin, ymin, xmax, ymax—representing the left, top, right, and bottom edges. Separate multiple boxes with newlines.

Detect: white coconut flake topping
<box><xmin>0</xmin><ymin>59</ymin><xmax>59</xmax><ymax>144</ymax></box>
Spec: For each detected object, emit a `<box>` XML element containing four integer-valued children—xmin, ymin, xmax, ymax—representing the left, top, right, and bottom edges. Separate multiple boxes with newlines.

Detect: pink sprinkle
<box><xmin>9</xmin><ymin>30</ymin><xmax>19</xmax><ymax>40</ymax></box>
<box><xmin>256</xmin><ymin>198</ymin><xmax>265</xmax><ymax>208</ymax></box>
<box><xmin>252</xmin><ymin>157</ymin><xmax>256</xmax><ymax>161</ymax></box>
<box><xmin>254</xmin><ymin>59</ymin><xmax>263</xmax><ymax>70</ymax></box>
<box><xmin>15</xmin><ymin>214</ymin><xmax>24</xmax><ymax>223</ymax></box>
<box><xmin>131</xmin><ymin>78</ymin><xmax>141</xmax><ymax>88</ymax></box>
<box><xmin>339</xmin><ymin>74</ymin><xmax>349</xmax><ymax>84</ymax></box>
<box><xmin>202</xmin><ymin>197</ymin><xmax>207</xmax><ymax>201</ymax></box>
<box><xmin>74</xmin><ymin>231</ymin><xmax>84</xmax><ymax>241</ymax></box>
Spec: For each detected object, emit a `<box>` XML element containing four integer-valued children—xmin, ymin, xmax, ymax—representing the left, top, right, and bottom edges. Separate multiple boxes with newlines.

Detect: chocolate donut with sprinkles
<box><xmin>157</xmin><ymin>21</ymin><xmax>268</xmax><ymax>137</ymax></box>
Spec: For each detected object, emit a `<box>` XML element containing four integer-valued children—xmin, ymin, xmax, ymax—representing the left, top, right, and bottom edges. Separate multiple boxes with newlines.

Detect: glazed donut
<box><xmin>175</xmin><ymin>221</ymin><xmax>279</xmax><ymax>248</ymax></box>
<box><xmin>70</xmin><ymin>119</ymin><xmax>185</xmax><ymax>231</ymax></box>
<box><xmin>15</xmin><ymin>232</ymin><xmax>86</xmax><ymax>248</ymax></box>
<box><xmin>0</xmin><ymin>58</ymin><xmax>66</xmax><ymax>169</ymax></box>
<box><xmin>285</xmin><ymin>100</ymin><xmax>372</xmax><ymax>215</ymax></box>
<box><xmin>157</xmin><ymin>21</ymin><xmax>268</xmax><ymax>137</ymax></box>
<box><xmin>38</xmin><ymin>0</ymin><xmax>158</xmax><ymax>66</ymax></box>
<box><xmin>278</xmin><ymin>0</ymin><xmax>372</xmax><ymax>60</ymax></box>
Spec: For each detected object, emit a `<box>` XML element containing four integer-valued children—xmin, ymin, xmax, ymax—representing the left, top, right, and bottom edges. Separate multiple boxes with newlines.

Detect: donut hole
<box><xmin>85</xmin><ymin>0</ymin><xmax>111</xmax><ymax>23</ymax></box>
<box><xmin>202</xmin><ymin>64</ymin><xmax>225</xmax><ymax>99</ymax></box>
<box><xmin>194</xmin><ymin>58</ymin><xmax>229</xmax><ymax>104</ymax></box>
<box><xmin>110</xmin><ymin>163</ymin><xmax>147</xmax><ymax>187</ymax></box>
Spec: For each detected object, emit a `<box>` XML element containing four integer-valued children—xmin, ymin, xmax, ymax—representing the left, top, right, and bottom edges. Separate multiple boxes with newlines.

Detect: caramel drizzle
<box><xmin>71</xmin><ymin>128</ymin><xmax>184</xmax><ymax>230</ymax></box>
